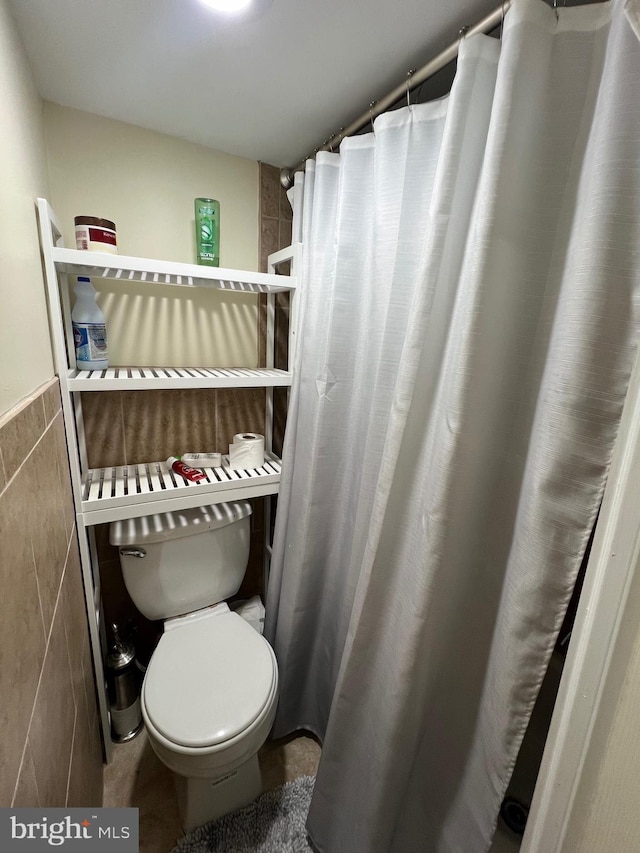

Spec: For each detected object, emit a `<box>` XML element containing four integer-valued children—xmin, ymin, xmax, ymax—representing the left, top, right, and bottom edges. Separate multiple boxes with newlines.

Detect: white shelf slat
<box><xmin>79</xmin><ymin>453</ymin><xmax>282</xmax><ymax>525</ymax></box>
<box><xmin>52</xmin><ymin>247</ymin><xmax>296</xmax><ymax>293</ymax></box>
<box><xmin>67</xmin><ymin>366</ymin><xmax>293</xmax><ymax>391</ymax></box>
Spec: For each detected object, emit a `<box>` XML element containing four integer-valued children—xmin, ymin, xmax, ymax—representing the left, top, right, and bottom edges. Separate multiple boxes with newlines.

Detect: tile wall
<box><xmin>259</xmin><ymin>163</ymin><xmax>293</xmax><ymax>275</ymax></box>
<box><xmin>0</xmin><ymin>378</ymin><xmax>103</xmax><ymax>808</ymax></box>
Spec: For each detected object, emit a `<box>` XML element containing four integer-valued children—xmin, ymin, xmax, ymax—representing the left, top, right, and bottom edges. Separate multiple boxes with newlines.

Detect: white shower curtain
<box><xmin>266</xmin><ymin>1</ymin><xmax>640</xmax><ymax>850</ymax></box>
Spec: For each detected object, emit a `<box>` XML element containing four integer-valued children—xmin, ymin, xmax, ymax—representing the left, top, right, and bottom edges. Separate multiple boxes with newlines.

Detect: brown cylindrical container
<box><xmin>74</xmin><ymin>215</ymin><xmax>118</xmax><ymax>254</ymax></box>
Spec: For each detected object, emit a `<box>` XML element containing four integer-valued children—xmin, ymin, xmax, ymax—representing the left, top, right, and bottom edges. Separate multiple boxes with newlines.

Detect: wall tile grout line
<box><xmin>10</xmin><ymin>740</ymin><xmax>29</xmax><ymax>809</ymax></box>
<box><xmin>61</xmin><ymin>523</ymin><xmax>86</xmax><ymax>733</ymax></box>
<box><xmin>40</xmin><ymin>397</ymin><xmax>47</xmax><ymax>431</ymax></box>
<box><xmin>30</xmin><ymin>540</ymin><xmax>48</xmax><ymax>643</ymax></box>
<box><xmin>62</xmin><ymin>537</ymin><xmax>80</xmax><ymax>715</ymax></box>
<box><xmin>43</xmin><ymin>522</ymin><xmax>76</xmax><ymax>649</ymax></box>
<box><xmin>64</xmin><ymin>706</ymin><xmax>79</xmax><ymax>808</ymax></box>
<box><xmin>0</xmin><ymin>445</ymin><xmax>7</xmax><ymax>486</ymax></box>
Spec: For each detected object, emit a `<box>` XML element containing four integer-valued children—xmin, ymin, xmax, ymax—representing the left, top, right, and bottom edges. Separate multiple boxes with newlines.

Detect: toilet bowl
<box><xmin>110</xmin><ymin>501</ymin><xmax>279</xmax><ymax>831</ymax></box>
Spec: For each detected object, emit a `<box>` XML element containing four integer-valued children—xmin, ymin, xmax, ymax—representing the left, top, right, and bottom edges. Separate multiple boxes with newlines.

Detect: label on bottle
<box><xmin>197</xmin><ymin>216</ymin><xmax>218</xmax><ymax>262</ymax></box>
<box><xmin>167</xmin><ymin>458</ymin><xmax>207</xmax><ymax>483</ymax></box>
<box><xmin>195</xmin><ymin>200</ymin><xmax>219</xmax><ymax>266</ymax></box>
<box><xmin>73</xmin><ymin>322</ymin><xmax>108</xmax><ymax>363</ymax></box>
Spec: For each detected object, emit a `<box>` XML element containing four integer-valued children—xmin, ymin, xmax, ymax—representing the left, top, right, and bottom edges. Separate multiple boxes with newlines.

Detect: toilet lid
<box><xmin>143</xmin><ymin>611</ymin><xmax>276</xmax><ymax>748</ymax></box>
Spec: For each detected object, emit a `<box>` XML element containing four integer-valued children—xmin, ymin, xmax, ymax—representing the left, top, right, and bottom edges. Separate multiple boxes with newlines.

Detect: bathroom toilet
<box><xmin>110</xmin><ymin>501</ymin><xmax>279</xmax><ymax>831</ymax></box>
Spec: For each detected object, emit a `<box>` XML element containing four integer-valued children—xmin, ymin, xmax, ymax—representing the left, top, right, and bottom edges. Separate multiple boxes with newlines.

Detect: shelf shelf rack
<box><xmin>36</xmin><ymin>198</ymin><xmax>300</xmax><ymax>761</ymax></box>
<box><xmin>65</xmin><ymin>366</ymin><xmax>292</xmax><ymax>391</ymax></box>
<box><xmin>81</xmin><ymin>453</ymin><xmax>283</xmax><ymax>524</ymax></box>
<box><xmin>51</xmin><ymin>246</ymin><xmax>296</xmax><ymax>293</ymax></box>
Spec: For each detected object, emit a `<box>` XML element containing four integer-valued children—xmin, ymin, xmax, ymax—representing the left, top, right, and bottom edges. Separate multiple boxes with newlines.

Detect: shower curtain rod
<box><xmin>280</xmin><ymin>0</ymin><xmax>512</xmax><ymax>188</ymax></box>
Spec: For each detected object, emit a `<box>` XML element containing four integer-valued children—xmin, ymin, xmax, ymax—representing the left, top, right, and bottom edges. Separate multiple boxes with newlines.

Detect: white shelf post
<box><xmin>37</xmin><ymin>199</ymin><xmax>113</xmax><ymax>761</ymax></box>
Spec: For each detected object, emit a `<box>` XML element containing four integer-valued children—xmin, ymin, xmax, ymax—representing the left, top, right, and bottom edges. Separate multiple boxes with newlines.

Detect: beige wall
<box><xmin>44</xmin><ymin>103</ymin><xmax>260</xmax><ymax>368</ymax></box>
<box><xmin>0</xmin><ymin>0</ymin><xmax>53</xmax><ymax>415</ymax></box>
<box><xmin>562</xmin><ymin>538</ymin><xmax>640</xmax><ymax>851</ymax></box>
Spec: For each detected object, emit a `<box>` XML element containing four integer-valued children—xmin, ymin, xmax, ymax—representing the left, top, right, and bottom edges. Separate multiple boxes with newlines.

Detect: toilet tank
<box><xmin>110</xmin><ymin>501</ymin><xmax>252</xmax><ymax>621</ymax></box>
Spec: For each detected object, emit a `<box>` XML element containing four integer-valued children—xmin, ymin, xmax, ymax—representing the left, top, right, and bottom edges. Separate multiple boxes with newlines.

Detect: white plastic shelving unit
<box><xmin>36</xmin><ymin>198</ymin><xmax>300</xmax><ymax>760</ymax></box>
<box><xmin>65</xmin><ymin>367</ymin><xmax>292</xmax><ymax>391</ymax></box>
<box><xmin>81</xmin><ymin>453</ymin><xmax>284</xmax><ymax>525</ymax></box>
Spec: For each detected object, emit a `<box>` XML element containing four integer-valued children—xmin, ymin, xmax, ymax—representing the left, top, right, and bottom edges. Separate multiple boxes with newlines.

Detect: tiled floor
<box><xmin>103</xmin><ymin>730</ymin><xmax>321</xmax><ymax>852</ymax></box>
<box><xmin>103</xmin><ymin>726</ymin><xmax>522</xmax><ymax>852</ymax></box>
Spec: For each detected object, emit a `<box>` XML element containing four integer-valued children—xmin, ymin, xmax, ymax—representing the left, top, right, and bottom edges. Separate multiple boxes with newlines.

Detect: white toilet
<box><xmin>109</xmin><ymin>500</ymin><xmax>279</xmax><ymax>831</ymax></box>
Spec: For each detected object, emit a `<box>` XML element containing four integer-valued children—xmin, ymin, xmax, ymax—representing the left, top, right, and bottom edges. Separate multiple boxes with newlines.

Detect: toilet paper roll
<box><xmin>229</xmin><ymin>433</ymin><xmax>265</xmax><ymax>470</ymax></box>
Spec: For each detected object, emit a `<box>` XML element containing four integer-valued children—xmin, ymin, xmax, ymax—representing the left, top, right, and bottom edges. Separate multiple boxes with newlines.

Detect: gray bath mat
<box><xmin>171</xmin><ymin>775</ymin><xmax>315</xmax><ymax>853</ymax></box>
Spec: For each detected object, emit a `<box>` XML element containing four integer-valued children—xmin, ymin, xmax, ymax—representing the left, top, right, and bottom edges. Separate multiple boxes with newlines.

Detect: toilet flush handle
<box><xmin>120</xmin><ymin>548</ymin><xmax>146</xmax><ymax>558</ymax></box>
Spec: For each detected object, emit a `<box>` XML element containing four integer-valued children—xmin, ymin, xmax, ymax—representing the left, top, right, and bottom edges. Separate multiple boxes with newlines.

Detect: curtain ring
<box><xmin>459</xmin><ymin>25</ymin><xmax>470</xmax><ymax>40</ymax></box>
<box><xmin>553</xmin><ymin>0</ymin><xmax>559</xmax><ymax>22</ymax></box>
<box><xmin>406</xmin><ymin>70</ymin><xmax>416</xmax><ymax>109</ymax></box>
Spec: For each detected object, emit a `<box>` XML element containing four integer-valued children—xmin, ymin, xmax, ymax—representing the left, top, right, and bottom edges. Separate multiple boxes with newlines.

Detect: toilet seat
<box><xmin>143</xmin><ymin>609</ymin><xmax>277</xmax><ymax>749</ymax></box>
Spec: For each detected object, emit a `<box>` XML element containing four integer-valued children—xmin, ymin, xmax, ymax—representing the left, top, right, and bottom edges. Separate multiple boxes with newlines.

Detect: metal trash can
<box><xmin>106</xmin><ymin>623</ymin><xmax>143</xmax><ymax>743</ymax></box>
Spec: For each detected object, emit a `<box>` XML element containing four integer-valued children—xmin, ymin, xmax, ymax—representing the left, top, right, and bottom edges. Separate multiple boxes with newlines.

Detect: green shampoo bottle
<box><xmin>194</xmin><ymin>197</ymin><xmax>220</xmax><ymax>266</ymax></box>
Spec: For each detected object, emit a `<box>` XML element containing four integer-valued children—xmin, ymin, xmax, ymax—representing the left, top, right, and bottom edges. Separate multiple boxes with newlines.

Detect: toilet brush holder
<box><xmin>106</xmin><ymin>624</ymin><xmax>143</xmax><ymax>743</ymax></box>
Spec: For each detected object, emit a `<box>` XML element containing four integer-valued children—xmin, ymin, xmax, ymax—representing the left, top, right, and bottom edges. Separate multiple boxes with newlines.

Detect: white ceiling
<box><xmin>9</xmin><ymin>0</ymin><xmax>498</xmax><ymax>168</ymax></box>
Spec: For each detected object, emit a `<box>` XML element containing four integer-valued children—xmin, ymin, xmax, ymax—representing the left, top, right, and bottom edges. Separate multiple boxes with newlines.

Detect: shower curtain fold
<box><xmin>266</xmin><ymin>1</ymin><xmax>640</xmax><ymax>851</ymax></box>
